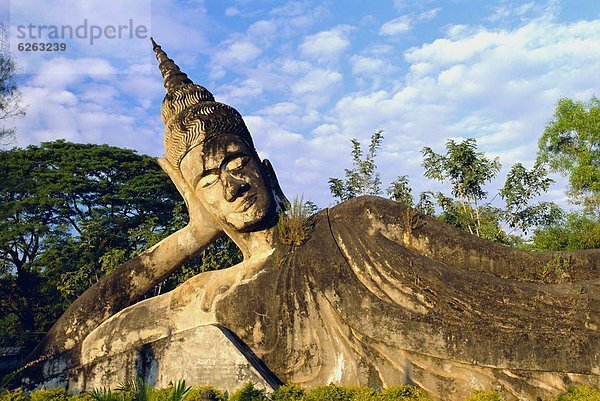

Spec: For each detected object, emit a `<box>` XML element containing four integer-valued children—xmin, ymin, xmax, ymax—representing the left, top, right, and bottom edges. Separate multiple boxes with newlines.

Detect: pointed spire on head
<box><xmin>152</xmin><ymin>39</ymin><xmax>253</xmax><ymax>169</ymax></box>
<box><xmin>151</xmin><ymin>37</ymin><xmax>194</xmax><ymax>93</ymax></box>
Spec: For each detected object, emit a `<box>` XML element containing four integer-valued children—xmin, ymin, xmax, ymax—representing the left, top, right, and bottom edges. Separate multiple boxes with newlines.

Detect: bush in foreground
<box><xmin>555</xmin><ymin>386</ymin><xmax>600</xmax><ymax>401</ymax></box>
<box><xmin>1</xmin><ymin>383</ymin><xmax>600</xmax><ymax>401</ymax></box>
<box><xmin>466</xmin><ymin>390</ymin><xmax>504</xmax><ymax>401</ymax></box>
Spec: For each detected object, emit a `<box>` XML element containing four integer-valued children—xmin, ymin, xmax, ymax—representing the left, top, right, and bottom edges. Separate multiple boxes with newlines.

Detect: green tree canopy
<box><xmin>0</xmin><ymin>140</ymin><xmax>240</xmax><ymax>347</ymax></box>
<box><xmin>329</xmin><ymin>130</ymin><xmax>384</xmax><ymax>202</ymax></box>
<box><xmin>537</xmin><ymin>96</ymin><xmax>600</xmax><ymax>212</ymax></box>
<box><xmin>331</xmin><ymin>134</ymin><xmax>559</xmax><ymax>246</ymax></box>
<box><xmin>387</xmin><ymin>175</ymin><xmax>413</xmax><ymax>206</ymax></box>
<box><xmin>531</xmin><ymin>212</ymin><xmax>600</xmax><ymax>251</ymax></box>
<box><xmin>422</xmin><ymin>138</ymin><xmax>501</xmax><ymax>204</ymax></box>
<box><xmin>500</xmin><ymin>162</ymin><xmax>561</xmax><ymax>234</ymax></box>
<box><xmin>0</xmin><ymin>140</ymin><xmax>181</xmax><ymax>344</ymax></box>
<box><xmin>422</xmin><ymin>138</ymin><xmax>501</xmax><ymax>238</ymax></box>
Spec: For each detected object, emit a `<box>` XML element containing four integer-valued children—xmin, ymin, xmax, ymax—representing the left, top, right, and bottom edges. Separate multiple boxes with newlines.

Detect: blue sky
<box><xmin>2</xmin><ymin>0</ymin><xmax>600</xmax><ymax>208</ymax></box>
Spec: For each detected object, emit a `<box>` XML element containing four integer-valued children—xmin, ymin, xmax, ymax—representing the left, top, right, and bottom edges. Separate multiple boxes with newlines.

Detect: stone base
<box><xmin>61</xmin><ymin>325</ymin><xmax>280</xmax><ymax>393</ymax></box>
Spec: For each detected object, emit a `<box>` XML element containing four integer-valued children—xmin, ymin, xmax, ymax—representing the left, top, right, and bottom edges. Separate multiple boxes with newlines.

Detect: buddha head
<box><xmin>152</xmin><ymin>39</ymin><xmax>287</xmax><ymax>233</ymax></box>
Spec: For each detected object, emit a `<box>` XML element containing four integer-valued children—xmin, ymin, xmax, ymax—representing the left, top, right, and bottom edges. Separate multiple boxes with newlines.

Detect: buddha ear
<box><xmin>262</xmin><ymin>159</ymin><xmax>290</xmax><ymax>212</ymax></box>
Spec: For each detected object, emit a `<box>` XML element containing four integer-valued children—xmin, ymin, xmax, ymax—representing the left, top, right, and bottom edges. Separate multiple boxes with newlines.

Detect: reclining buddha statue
<box><xmin>19</xmin><ymin>40</ymin><xmax>599</xmax><ymax>401</ymax></box>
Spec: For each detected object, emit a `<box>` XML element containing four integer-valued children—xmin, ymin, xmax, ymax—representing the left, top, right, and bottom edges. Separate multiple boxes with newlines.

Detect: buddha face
<box><xmin>179</xmin><ymin>133</ymin><xmax>277</xmax><ymax>232</ymax></box>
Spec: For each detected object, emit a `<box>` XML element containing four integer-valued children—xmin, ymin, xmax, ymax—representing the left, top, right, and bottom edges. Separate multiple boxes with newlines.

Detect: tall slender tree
<box><xmin>422</xmin><ymin>138</ymin><xmax>501</xmax><ymax>237</ymax></box>
<box><xmin>329</xmin><ymin>130</ymin><xmax>384</xmax><ymax>202</ymax></box>
<box><xmin>0</xmin><ymin>23</ymin><xmax>25</xmax><ymax>144</ymax></box>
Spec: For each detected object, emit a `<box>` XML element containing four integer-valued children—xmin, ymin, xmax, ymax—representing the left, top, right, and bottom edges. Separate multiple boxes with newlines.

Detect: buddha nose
<box><xmin>223</xmin><ymin>175</ymin><xmax>250</xmax><ymax>202</ymax></box>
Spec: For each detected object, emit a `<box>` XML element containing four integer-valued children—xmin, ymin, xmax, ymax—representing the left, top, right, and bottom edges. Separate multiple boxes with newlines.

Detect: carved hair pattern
<box><xmin>164</xmin><ymin>99</ymin><xmax>256</xmax><ymax>167</ymax></box>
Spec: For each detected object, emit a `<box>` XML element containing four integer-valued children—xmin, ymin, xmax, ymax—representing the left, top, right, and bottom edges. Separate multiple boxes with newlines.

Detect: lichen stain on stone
<box><xmin>328</xmin><ymin>353</ymin><xmax>345</xmax><ymax>384</ymax></box>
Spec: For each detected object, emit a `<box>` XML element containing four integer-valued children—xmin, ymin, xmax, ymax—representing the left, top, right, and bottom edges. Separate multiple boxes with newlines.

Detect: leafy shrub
<box><xmin>9</xmin><ymin>382</ymin><xmax>600</xmax><ymax>401</ymax></box>
<box><xmin>154</xmin><ymin>388</ymin><xmax>170</xmax><ymax>401</ymax></box>
<box><xmin>555</xmin><ymin>386</ymin><xmax>600</xmax><ymax>401</ymax></box>
<box><xmin>270</xmin><ymin>384</ymin><xmax>304</xmax><ymax>401</ymax></box>
<box><xmin>380</xmin><ymin>385</ymin><xmax>431</xmax><ymax>400</ymax></box>
<box><xmin>89</xmin><ymin>388</ymin><xmax>124</xmax><ymax>401</ymax></box>
<box><xmin>117</xmin><ymin>379</ymin><xmax>157</xmax><ymax>401</ymax></box>
<box><xmin>69</xmin><ymin>394</ymin><xmax>95</xmax><ymax>401</ymax></box>
<box><xmin>532</xmin><ymin>212</ymin><xmax>600</xmax><ymax>251</ymax></box>
<box><xmin>348</xmin><ymin>386</ymin><xmax>379</xmax><ymax>401</ymax></box>
<box><xmin>166</xmin><ymin>381</ymin><xmax>190</xmax><ymax>401</ymax></box>
<box><xmin>228</xmin><ymin>383</ymin><xmax>267</xmax><ymax>401</ymax></box>
<box><xmin>30</xmin><ymin>388</ymin><xmax>69</xmax><ymax>401</ymax></box>
<box><xmin>303</xmin><ymin>385</ymin><xmax>354</xmax><ymax>401</ymax></box>
<box><xmin>0</xmin><ymin>388</ymin><xmax>29</xmax><ymax>401</ymax></box>
<box><xmin>185</xmin><ymin>387</ymin><xmax>225</xmax><ymax>401</ymax></box>
<box><xmin>466</xmin><ymin>390</ymin><xmax>504</xmax><ymax>401</ymax></box>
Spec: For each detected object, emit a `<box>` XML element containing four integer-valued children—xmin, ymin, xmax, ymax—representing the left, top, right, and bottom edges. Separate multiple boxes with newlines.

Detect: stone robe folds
<box><xmin>40</xmin><ymin>197</ymin><xmax>600</xmax><ymax>401</ymax></box>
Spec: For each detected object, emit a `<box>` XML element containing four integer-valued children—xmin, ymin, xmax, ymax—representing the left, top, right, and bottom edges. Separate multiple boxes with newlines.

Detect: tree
<box><xmin>537</xmin><ymin>96</ymin><xmax>600</xmax><ymax>212</ymax></box>
<box><xmin>500</xmin><ymin>162</ymin><xmax>561</xmax><ymax>234</ymax></box>
<box><xmin>422</xmin><ymin>138</ymin><xmax>501</xmax><ymax>237</ymax></box>
<box><xmin>387</xmin><ymin>175</ymin><xmax>413</xmax><ymax>206</ymax></box>
<box><xmin>0</xmin><ymin>140</ymin><xmax>240</xmax><ymax>347</ymax></box>
<box><xmin>0</xmin><ymin>24</ymin><xmax>25</xmax><ymax>144</ymax></box>
<box><xmin>329</xmin><ymin>130</ymin><xmax>384</xmax><ymax>202</ymax></box>
<box><xmin>415</xmin><ymin>191</ymin><xmax>436</xmax><ymax>216</ymax></box>
<box><xmin>433</xmin><ymin>192</ymin><xmax>510</xmax><ymax>244</ymax></box>
<box><xmin>387</xmin><ymin>176</ymin><xmax>437</xmax><ymax>216</ymax></box>
<box><xmin>530</xmin><ymin>212</ymin><xmax>600</xmax><ymax>251</ymax></box>
<box><xmin>331</xmin><ymin>133</ymin><xmax>560</xmax><ymax>247</ymax></box>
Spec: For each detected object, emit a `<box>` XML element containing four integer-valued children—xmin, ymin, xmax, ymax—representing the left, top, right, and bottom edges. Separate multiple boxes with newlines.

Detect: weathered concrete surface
<box><xmin>69</xmin><ymin>324</ymin><xmax>278</xmax><ymax>393</ymax></box>
<box><xmin>212</xmin><ymin>196</ymin><xmax>599</xmax><ymax>400</ymax></box>
<box><xmin>23</xmin><ymin>196</ymin><xmax>598</xmax><ymax>401</ymax></box>
<box><xmin>20</xmin><ymin>41</ymin><xmax>599</xmax><ymax>400</ymax></box>
<box><xmin>27</xmin><ymin>224</ymin><xmax>221</xmax><ymax>362</ymax></box>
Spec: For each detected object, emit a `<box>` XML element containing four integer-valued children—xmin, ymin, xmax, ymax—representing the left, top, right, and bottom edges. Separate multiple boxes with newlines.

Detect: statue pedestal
<box><xmin>68</xmin><ymin>324</ymin><xmax>279</xmax><ymax>393</ymax></box>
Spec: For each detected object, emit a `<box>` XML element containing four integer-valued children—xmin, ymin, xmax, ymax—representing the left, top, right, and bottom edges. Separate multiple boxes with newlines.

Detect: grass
<box><xmin>277</xmin><ymin>195</ymin><xmax>316</xmax><ymax>247</ymax></box>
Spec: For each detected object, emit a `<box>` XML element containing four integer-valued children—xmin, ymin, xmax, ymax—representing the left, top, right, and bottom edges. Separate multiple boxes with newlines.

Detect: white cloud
<box><xmin>269</xmin><ymin>2</ymin><xmax>328</xmax><ymax>30</ymax></box>
<box><xmin>291</xmin><ymin>69</ymin><xmax>342</xmax><ymax>96</ymax></box>
<box><xmin>214</xmin><ymin>39</ymin><xmax>262</xmax><ymax>65</ymax></box>
<box><xmin>219</xmin><ymin>79</ymin><xmax>263</xmax><ymax>105</ymax></box>
<box><xmin>248</xmin><ymin>20</ymin><xmax>277</xmax><ymax>37</ymax></box>
<box><xmin>445</xmin><ymin>24</ymin><xmax>469</xmax><ymax>38</ymax></box>
<box><xmin>488</xmin><ymin>1</ymin><xmax>546</xmax><ymax>22</ymax></box>
<box><xmin>24</xmin><ymin>58</ymin><xmax>117</xmax><ymax>89</ymax></box>
<box><xmin>225</xmin><ymin>7</ymin><xmax>240</xmax><ymax>17</ymax></box>
<box><xmin>379</xmin><ymin>16</ymin><xmax>412</xmax><ymax>36</ymax></box>
<box><xmin>299</xmin><ymin>26</ymin><xmax>352</xmax><ymax>62</ymax></box>
<box><xmin>242</xmin><ymin>115</ymin><xmax>320</xmax><ymax>199</ymax></box>
<box><xmin>351</xmin><ymin>56</ymin><xmax>389</xmax><ymax>75</ymax></box>
<box><xmin>270</xmin><ymin>2</ymin><xmax>306</xmax><ymax>18</ymax></box>
<box><xmin>279</xmin><ymin>59</ymin><xmax>313</xmax><ymax>74</ymax></box>
<box><xmin>312</xmin><ymin>123</ymin><xmax>339</xmax><ymax>137</ymax></box>
<box><xmin>11</xmin><ymin>1</ymin><xmax>600</xmax><ymax>209</ymax></box>
<box><xmin>418</xmin><ymin>8</ymin><xmax>441</xmax><ymax>21</ymax></box>
<box><xmin>255</xmin><ymin>102</ymin><xmax>320</xmax><ymax>133</ymax></box>
<box><xmin>393</xmin><ymin>0</ymin><xmax>408</xmax><ymax>10</ymax></box>
<box><xmin>312</xmin><ymin>15</ymin><xmax>600</xmax><ymax>205</ymax></box>
<box><xmin>405</xmin><ymin>31</ymin><xmax>499</xmax><ymax>65</ymax></box>
<box><xmin>262</xmin><ymin>102</ymin><xmax>301</xmax><ymax>116</ymax></box>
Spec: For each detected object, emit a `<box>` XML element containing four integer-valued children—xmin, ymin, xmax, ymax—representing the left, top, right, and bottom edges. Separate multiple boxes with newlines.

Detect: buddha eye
<box><xmin>226</xmin><ymin>156</ymin><xmax>250</xmax><ymax>172</ymax></box>
<box><xmin>198</xmin><ymin>172</ymin><xmax>218</xmax><ymax>188</ymax></box>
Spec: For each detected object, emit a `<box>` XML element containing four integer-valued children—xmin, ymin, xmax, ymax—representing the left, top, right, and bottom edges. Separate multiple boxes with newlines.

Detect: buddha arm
<box><xmin>27</xmin><ymin>224</ymin><xmax>222</xmax><ymax>362</ymax></box>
